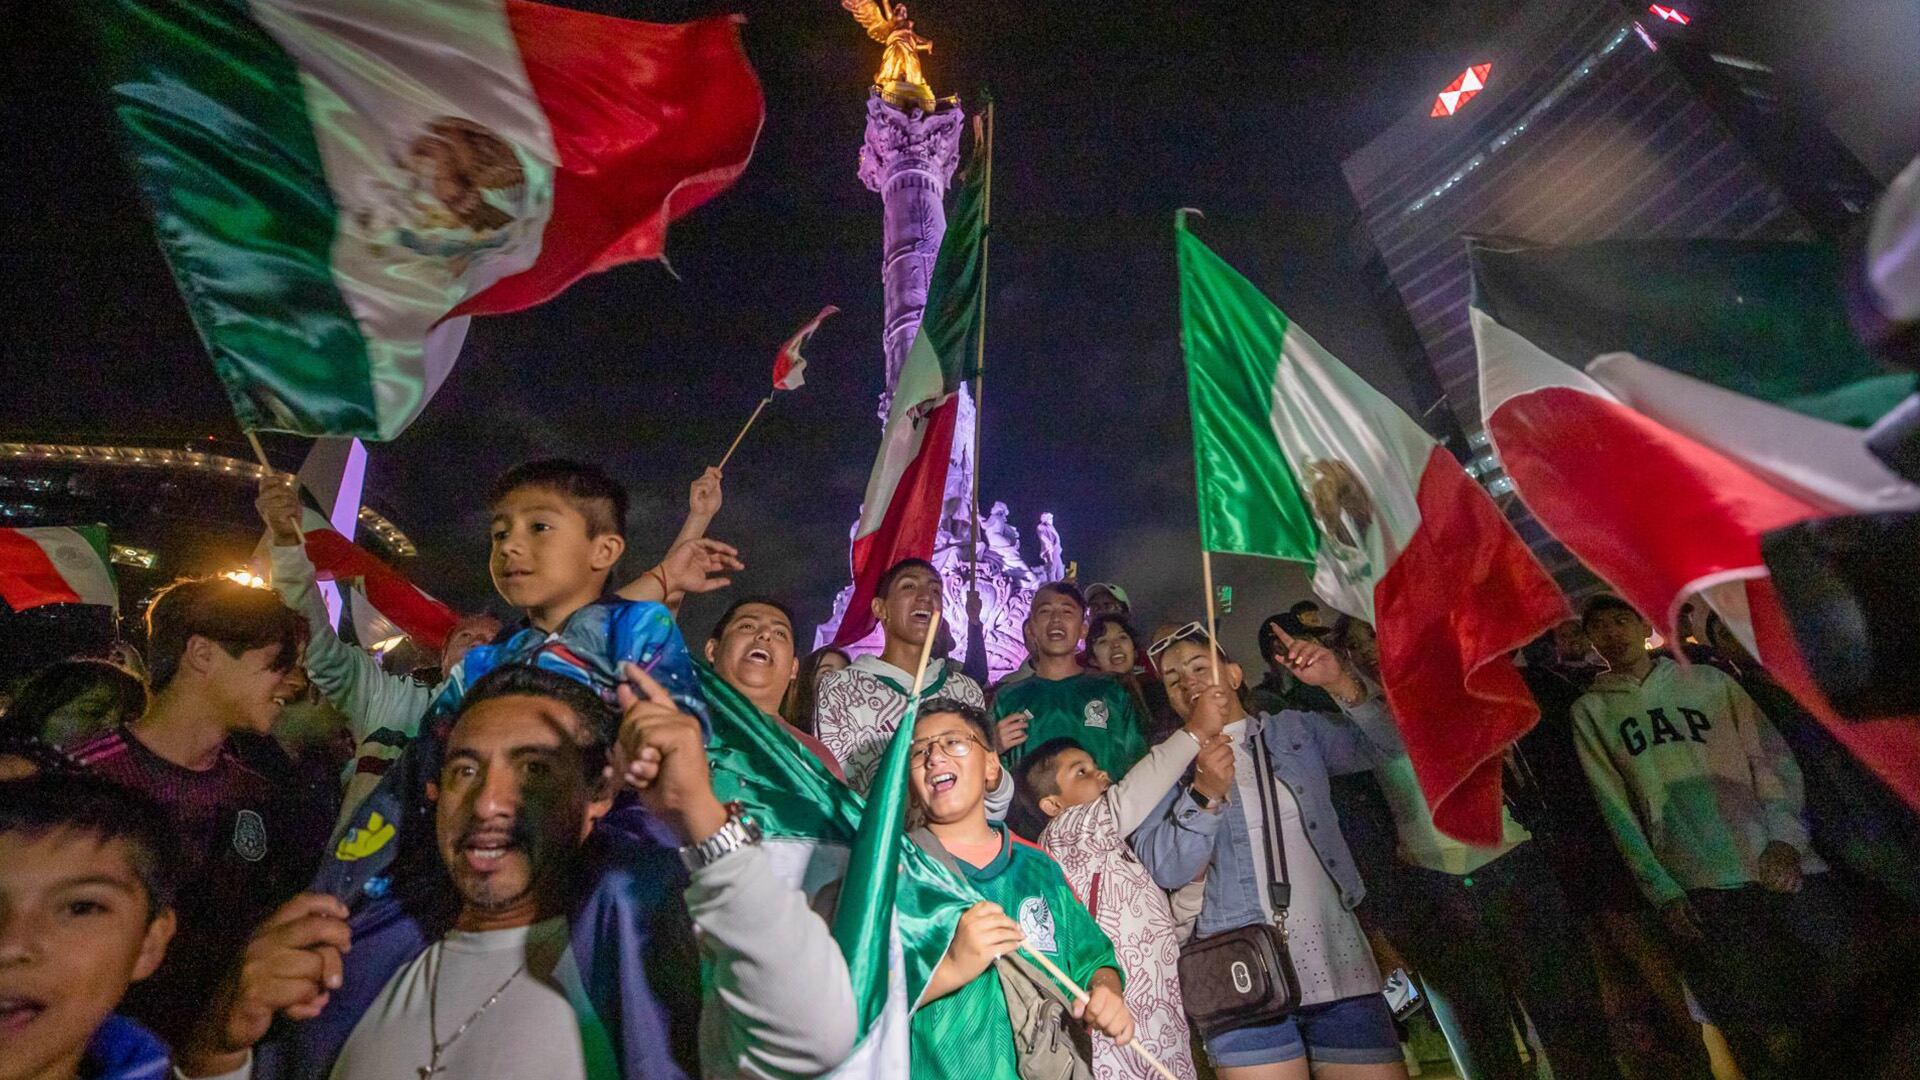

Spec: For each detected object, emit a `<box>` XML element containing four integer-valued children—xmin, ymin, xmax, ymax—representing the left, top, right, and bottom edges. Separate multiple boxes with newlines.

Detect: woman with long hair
<box><xmin>785</xmin><ymin>645</ymin><xmax>850</xmax><ymax>735</ymax></box>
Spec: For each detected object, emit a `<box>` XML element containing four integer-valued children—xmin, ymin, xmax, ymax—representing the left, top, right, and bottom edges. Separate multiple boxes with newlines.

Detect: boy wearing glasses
<box><xmin>906</xmin><ymin>698</ymin><xmax>1135</xmax><ymax>1079</ymax></box>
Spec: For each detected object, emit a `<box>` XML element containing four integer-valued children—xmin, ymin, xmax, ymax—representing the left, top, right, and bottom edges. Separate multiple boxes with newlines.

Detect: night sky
<box><xmin>2</xmin><ymin>0</ymin><xmax>1522</xmax><ymax>652</ymax></box>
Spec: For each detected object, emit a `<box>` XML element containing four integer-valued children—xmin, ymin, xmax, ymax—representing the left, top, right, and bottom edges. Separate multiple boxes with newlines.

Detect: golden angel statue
<box><xmin>842</xmin><ymin>0</ymin><xmax>936</xmax><ymax>112</ymax></box>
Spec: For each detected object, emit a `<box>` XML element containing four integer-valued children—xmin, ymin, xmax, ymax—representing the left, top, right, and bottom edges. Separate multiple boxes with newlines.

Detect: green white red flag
<box><xmin>1470</xmin><ymin>240</ymin><xmax>1920</xmax><ymax>814</ymax></box>
<box><xmin>832</xmin><ymin>133</ymin><xmax>987</xmax><ymax>647</ymax></box>
<box><xmin>0</xmin><ymin>527</ymin><xmax>118</xmax><ymax>614</ymax></box>
<box><xmin>89</xmin><ymin>0</ymin><xmax>763</xmax><ymax>440</ymax></box>
<box><xmin>774</xmin><ymin>305</ymin><xmax>838</xmax><ymax>391</ymax></box>
<box><xmin>1177</xmin><ymin>214</ymin><xmax>1568</xmax><ymax>844</ymax></box>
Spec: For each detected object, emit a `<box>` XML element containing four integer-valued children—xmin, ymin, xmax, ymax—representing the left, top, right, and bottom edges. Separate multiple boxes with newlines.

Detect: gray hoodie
<box><xmin>1571</xmin><ymin>656</ymin><xmax>1824</xmax><ymax>905</ymax></box>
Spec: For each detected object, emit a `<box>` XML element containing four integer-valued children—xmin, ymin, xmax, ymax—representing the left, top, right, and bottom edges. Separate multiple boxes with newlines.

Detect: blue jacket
<box><xmin>255</xmin><ymin>803</ymin><xmax>700</xmax><ymax>1080</ymax></box>
<box><xmin>82</xmin><ymin>1015</ymin><xmax>170</xmax><ymax>1080</ymax></box>
<box><xmin>1133</xmin><ymin>701</ymin><xmax>1401</xmax><ymax>938</ymax></box>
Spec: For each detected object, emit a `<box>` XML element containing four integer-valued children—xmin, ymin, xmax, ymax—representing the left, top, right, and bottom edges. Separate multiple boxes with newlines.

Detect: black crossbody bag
<box><xmin>1176</xmin><ymin>727</ymin><xmax>1302</xmax><ymax>1039</ymax></box>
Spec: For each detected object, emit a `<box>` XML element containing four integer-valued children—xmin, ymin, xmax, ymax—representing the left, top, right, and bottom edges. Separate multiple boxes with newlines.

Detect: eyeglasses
<box><xmin>1147</xmin><ymin>621</ymin><xmax>1211</xmax><ymax>659</ymax></box>
<box><xmin>908</xmin><ymin>733</ymin><xmax>985</xmax><ymax>770</ymax></box>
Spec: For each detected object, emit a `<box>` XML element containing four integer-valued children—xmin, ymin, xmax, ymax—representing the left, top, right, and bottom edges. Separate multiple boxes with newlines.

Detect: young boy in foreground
<box><xmin>0</xmin><ymin>774</ymin><xmax>179</xmax><ymax>1080</ymax></box>
<box><xmin>906</xmin><ymin>698</ymin><xmax>1134</xmax><ymax>1080</ymax></box>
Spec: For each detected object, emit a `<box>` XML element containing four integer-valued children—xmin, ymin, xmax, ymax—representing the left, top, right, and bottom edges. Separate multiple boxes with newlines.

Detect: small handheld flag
<box><xmin>718</xmin><ymin>305</ymin><xmax>840</xmax><ymax>468</ymax></box>
<box><xmin>773</xmin><ymin>304</ymin><xmax>839</xmax><ymax>391</ymax></box>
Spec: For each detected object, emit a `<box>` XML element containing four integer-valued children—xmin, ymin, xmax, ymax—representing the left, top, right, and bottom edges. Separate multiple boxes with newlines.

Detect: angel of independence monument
<box><xmin>815</xmin><ymin>1</ymin><xmax>1065</xmax><ymax>679</ymax></box>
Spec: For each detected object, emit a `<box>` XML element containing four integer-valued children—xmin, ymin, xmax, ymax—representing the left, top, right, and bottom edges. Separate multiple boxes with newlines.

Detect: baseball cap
<box><xmin>1085</xmin><ymin>582</ymin><xmax>1131</xmax><ymax>608</ymax></box>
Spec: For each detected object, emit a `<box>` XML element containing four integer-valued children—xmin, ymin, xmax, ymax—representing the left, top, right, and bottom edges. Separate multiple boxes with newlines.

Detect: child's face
<box><xmin>0</xmin><ymin>830</ymin><xmax>173</xmax><ymax>1080</ymax></box>
<box><xmin>489</xmin><ymin>487</ymin><xmax>624</xmax><ymax>621</ymax></box>
<box><xmin>907</xmin><ymin>712</ymin><xmax>995</xmax><ymax>825</ymax></box>
<box><xmin>1041</xmin><ymin>748</ymin><xmax>1110</xmax><ymax>817</ymax></box>
<box><xmin>1089</xmin><ymin>624</ymin><xmax>1135</xmax><ymax>676</ymax></box>
<box><xmin>1585</xmin><ymin>608</ymin><xmax>1652</xmax><ymax>668</ymax></box>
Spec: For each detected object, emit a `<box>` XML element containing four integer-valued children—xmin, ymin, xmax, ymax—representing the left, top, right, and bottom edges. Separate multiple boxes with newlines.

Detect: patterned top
<box><xmin>72</xmin><ymin>726</ymin><xmax>304</xmax><ymax>1045</ymax></box>
<box><xmin>815</xmin><ymin>655</ymin><xmax>985</xmax><ymax>795</ymax></box>
<box><xmin>911</xmin><ymin>823</ymin><xmax>1121</xmax><ymax>1080</ymax></box>
<box><xmin>992</xmin><ymin>672</ymin><xmax>1150</xmax><ymax>780</ymax></box>
<box><xmin>1040</xmin><ymin>732</ymin><xmax>1200</xmax><ymax>1080</ymax></box>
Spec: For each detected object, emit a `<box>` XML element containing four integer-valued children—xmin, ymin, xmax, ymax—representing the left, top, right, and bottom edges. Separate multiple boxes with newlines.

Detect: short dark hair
<box><xmin>914</xmin><ymin>695</ymin><xmax>992</xmax><ymax>747</ymax></box>
<box><xmin>1086</xmin><ymin>613</ymin><xmax>1139</xmax><ymax>650</ymax></box>
<box><xmin>1289</xmin><ymin>600</ymin><xmax>1321</xmax><ymax>618</ymax></box>
<box><xmin>877</xmin><ymin>558</ymin><xmax>939</xmax><ymax>599</ymax></box>
<box><xmin>457</xmin><ymin>664</ymin><xmax>622</xmax><ymax>778</ymax></box>
<box><xmin>1257</xmin><ymin>612</ymin><xmax>1328</xmax><ymax>663</ymax></box>
<box><xmin>1</xmin><ymin>658</ymin><xmax>146</xmax><ymax>743</ymax></box>
<box><xmin>486</xmin><ymin>459</ymin><xmax>629</xmax><ymax>539</ymax></box>
<box><xmin>1581</xmin><ymin>594</ymin><xmax>1644</xmax><ymax>629</ymax></box>
<box><xmin>0</xmin><ymin>772</ymin><xmax>180</xmax><ymax>917</ymax></box>
<box><xmin>1030</xmin><ymin>581</ymin><xmax>1085</xmax><ymax>614</ymax></box>
<box><xmin>145</xmin><ymin>578</ymin><xmax>308</xmax><ymax>695</ymax></box>
<box><xmin>709</xmin><ymin>596</ymin><xmax>798</xmax><ymax>643</ymax></box>
<box><xmin>1017</xmin><ymin>736</ymin><xmax>1087</xmax><ymax>804</ymax></box>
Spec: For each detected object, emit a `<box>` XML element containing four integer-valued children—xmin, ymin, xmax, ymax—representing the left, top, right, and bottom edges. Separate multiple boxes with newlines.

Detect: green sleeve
<box><xmin>1046</xmin><ymin>862</ymin><xmax>1121</xmax><ymax>992</ymax></box>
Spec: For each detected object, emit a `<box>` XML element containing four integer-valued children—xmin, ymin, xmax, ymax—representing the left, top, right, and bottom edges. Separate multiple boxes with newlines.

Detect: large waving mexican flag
<box><xmin>89</xmin><ymin>0</ymin><xmax>763</xmax><ymax>439</ymax></box>
<box><xmin>1177</xmin><ymin>215</ymin><xmax>1568</xmax><ymax>844</ymax></box>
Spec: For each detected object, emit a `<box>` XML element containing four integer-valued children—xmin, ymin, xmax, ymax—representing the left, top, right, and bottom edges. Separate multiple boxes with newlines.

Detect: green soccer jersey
<box><xmin>910</xmin><ymin>822</ymin><xmax>1122</xmax><ymax>1080</ymax></box>
<box><xmin>993</xmin><ymin>672</ymin><xmax>1149</xmax><ymax>778</ymax></box>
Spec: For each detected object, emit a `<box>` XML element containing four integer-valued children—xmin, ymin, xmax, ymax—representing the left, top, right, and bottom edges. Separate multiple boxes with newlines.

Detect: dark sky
<box><xmin>2</xmin><ymin>0</ymin><xmax>1522</xmax><ymax>650</ymax></box>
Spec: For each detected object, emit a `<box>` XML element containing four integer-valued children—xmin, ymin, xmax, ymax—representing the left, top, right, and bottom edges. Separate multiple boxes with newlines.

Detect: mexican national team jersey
<box><xmin>911</xmin><ymin>823</ymin><xmax>1121</xmax><ymax>1080</ymax></box>
<box><xmin>993</xmin><ymin>672</ymin><xmax>1149</xmax><ymax>778</ymax></box>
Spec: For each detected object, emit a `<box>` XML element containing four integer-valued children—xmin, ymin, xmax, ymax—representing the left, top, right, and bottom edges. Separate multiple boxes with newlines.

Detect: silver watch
<box><xmin>679</xmin><ymin>802</ymin><xmax>761</xmax><ymax>871</ymax></box>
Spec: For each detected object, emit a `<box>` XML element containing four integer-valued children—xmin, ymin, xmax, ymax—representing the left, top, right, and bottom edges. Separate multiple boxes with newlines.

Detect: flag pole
<box><xmin>1016</xmin><ymin>943</ymin><xmax>1181</xmax><ymax>1080</ymax></box>
<box><xmin>966</xmin><ymin>100</ymin><xmax>995</xmax><ymax>641</ymax></box>
<box><xmin>244</xmin><ymin>432</ymin><xmax>275</xmax><ymax>473</ymax></box>
<box><xmin>717</xmin><ymin>396</ymin><xmax>773</xmax><ymax>470</ymax></box>
<box><xmin>1201</xmin><ymin>549</ymin><xmax>1223</xmax><ymax>686</ymax></box>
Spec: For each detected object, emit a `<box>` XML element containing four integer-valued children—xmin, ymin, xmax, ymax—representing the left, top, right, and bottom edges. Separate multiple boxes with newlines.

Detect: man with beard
<box><xmin>177</xmin><ymin>662</ymin><xmax>853</xmax><ymax>1080</ymax></box>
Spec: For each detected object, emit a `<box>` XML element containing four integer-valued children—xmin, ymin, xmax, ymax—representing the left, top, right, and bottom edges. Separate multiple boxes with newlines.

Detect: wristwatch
<box><xmin>679</xmin><ymin>802</ymin><xmax>762</xmax><ymax>871</ymax></box>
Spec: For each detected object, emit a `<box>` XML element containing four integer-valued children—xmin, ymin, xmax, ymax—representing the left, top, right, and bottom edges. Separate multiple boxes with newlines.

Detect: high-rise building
<box><xmin>1339</xmin><ymin>0</ymin><xmax>1879</xmax><ymax>588</ymax></box>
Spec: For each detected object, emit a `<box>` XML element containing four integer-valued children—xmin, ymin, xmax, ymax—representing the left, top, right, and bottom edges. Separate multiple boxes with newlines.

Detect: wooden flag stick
<box><xmin>1201</xmin><ymin>549</ymin><xmax>1222</xmax><ymax>686</ymax></box>
<box><xmin>907</xmin><ymin>607</ymin><xmax>942</xmax><ymax>698</ymax></box>
<box><xmin>1016</xmin><ymin>943</ymin><xmax>1180</xmax><ymax>1080</ymax></box>
<box><xmin>244</xmin><ymin>432</ymin><xmax>274</xmax><ymax>473</ymax></box>
<box><xmin>717</xmin><ymin>396</ymin><xmax>773</xmax><ymax>470</ymax></box>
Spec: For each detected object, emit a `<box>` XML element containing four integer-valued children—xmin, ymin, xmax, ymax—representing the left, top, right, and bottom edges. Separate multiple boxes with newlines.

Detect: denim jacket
<box><xmin>1132</xmin><ymin>699</ymin><xmax>1402</xmax><ymax>938</ymax></box>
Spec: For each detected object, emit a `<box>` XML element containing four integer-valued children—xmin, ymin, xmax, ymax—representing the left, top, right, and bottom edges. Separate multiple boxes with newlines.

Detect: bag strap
<box><xmin>1247</xmin><ymin>721</ymin><xmax>1291</xmax><ymax>915</ymax></box>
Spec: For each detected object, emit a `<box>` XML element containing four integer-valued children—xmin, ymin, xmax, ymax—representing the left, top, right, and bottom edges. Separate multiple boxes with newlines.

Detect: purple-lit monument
<box><xmin>817</xmin><ymin>2</ymin><xmax>1064</xmax><ymax>680</ymax></box>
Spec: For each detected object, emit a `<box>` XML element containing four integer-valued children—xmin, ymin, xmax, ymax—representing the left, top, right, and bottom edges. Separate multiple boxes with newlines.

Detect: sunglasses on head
<box><xmin>1147</xmin><ymin>621</ymin><xmax>1213</xmax><ymax>659</ymax></box>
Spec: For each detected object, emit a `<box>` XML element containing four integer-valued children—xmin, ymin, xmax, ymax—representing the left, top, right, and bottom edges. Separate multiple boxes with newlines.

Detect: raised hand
<box><xmin>254</xmin><ymin>476</ymin><xmax>304</xmax><ymax>547</ymax></box>
<box><xmin>614</xmin><ymin>661</ymin><xmax>728</xmax><ymax>845</ymax></box>
<box><xmin>658</xmin><ymin>536</ymin><xmax>744</xmax><ymax>597</ymax></box>
<box><xmin>994</xmin><ymin>709</ymin><xmax>1032</xmax><ymax>752</ymax></box>
<box><xmin>186</xmin><ymin>893</ymin><xmax>351</xmax><ymax>1075</ymax></box>
<box><xmin>1271</xmin><ymin>625</ymin><xmax>1365</xmax><ymax>704</ymax></box>
<box><xmin>1192</xmin><ymin>734</ymin><xmax>1235</xmax><ymax>803</ymax></box>
<box><xmin>688</xmin><ymin>466</ymin><xmax>723</xmax><ymax>521</ymax></box>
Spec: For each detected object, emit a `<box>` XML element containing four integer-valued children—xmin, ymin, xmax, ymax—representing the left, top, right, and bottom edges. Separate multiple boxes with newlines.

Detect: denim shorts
<box><xmin>1203</xmin><ymin>993</ymin><xmax>1403</xmax><ymax>1068</ymax></box>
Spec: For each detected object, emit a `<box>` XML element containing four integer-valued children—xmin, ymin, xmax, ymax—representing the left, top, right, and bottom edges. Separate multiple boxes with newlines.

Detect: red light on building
<box><xmin>1431</xmin><ymin>63</ymin><xmax>1492</xmax><ymax>118</ymax></box>
<box><xmin>1649</xmin><ymin>4</ymin><xmax>1691</xmax><ymax>24</ymax></box>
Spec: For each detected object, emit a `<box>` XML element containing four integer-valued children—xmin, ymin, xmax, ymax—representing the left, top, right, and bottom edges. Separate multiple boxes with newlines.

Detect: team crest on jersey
<box><xmin>1019</xmin><ymin>897</ymin><xmax>1058</xmax><ymax>954</ymax></box>
<box><xmin>232</xmin><ymin>809</ymin><xmax>268</xmax><ymax>863</ymax></box>
<box><xmin>1083</xmin><ymin>699</ymin><xmax>1110</xmax><ymax>730</ymax></box>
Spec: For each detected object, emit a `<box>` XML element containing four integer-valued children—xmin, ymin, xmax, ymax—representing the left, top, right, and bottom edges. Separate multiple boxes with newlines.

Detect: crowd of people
<box><xmin>1</xmin><ymin>458</ymin><xmax>1913</xmax><ymax>1080</ymax></box>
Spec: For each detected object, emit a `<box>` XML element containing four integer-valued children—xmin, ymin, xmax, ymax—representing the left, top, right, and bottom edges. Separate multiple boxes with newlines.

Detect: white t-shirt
<box><xmin>1225</xmin><ymin>720</ymin><xmax>1381</xmax><ymax>1006</ymax></box>
<box><xmin>329</xmin><ymin>916</ymin><xmax>602</xmax><ymax>1080</ymax></box>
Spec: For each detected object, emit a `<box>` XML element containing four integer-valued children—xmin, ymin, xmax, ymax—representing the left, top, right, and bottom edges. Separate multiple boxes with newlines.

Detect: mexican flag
<box><xmin>831</xmin><ymin>132</ymin><xmax>987</xmax><ymax>647</ymax></box>
<box><xmin>698</xmin><ymin>664</ymin><xmax>973</xmax><ymax>1076</ymax></box>
<box><xmin>1176</xmin><ymin>215</ymin><xmax>1568</xmax><ymax>845</ymax></box>
<box><xmin>90</xmin><ymin>0</ymin><xmax>763</xmax><ymax>440</ymax></box>
<box><xmin>1465</xmin><ymin>238</ymin><xmax>1913</xmax><ymax>427</ymax></box>
<box><xmin>295</xmin><ymin>506</ymin><xmax>460</xmax><ymax>653</ymax></box>
<box><xmin>773</xmin><ymin>305</ymin><xmax>839</xmax><ymax>392</ymax></box>
<box><xmin>1470</xmin><ymin>242</ymin><xmax>1920</xmax><ymax>812</ymax></box>
<box><xmin>0</xmin><ymin>527</ymin><xmax>118</xmax><ymax>614</ymax></box>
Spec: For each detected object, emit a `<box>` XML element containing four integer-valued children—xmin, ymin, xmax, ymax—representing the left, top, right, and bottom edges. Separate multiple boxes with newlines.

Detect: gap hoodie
<box><xmin>1571</xmin><ymin>656</ymin><xmax>1825</xmax><ymax>906</ymax></box>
